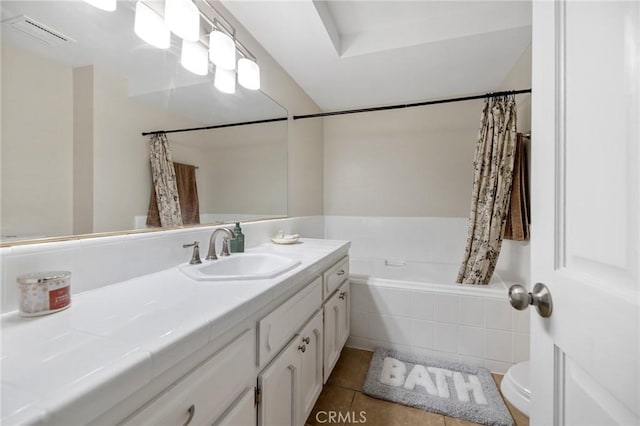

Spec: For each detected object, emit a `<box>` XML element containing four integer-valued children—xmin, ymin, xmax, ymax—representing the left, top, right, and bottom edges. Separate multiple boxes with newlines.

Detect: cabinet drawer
<box><xmin>121</xmin><ymin>328</ymin><xmax>254</xmax><ymax>426</ymax></box>
<box><xmin>323</xmin><ymin>256</ymin><xmax>349</xmax><ymax>300</ymax></box>
<box><xmin>258</xmin><ymin>277</ymin><xmax>322</xmax><ymax>367</ymax></box>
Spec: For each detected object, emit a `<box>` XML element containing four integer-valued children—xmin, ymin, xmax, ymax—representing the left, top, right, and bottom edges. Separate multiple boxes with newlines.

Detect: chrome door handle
<box><xmin>337</xmin><ymin>269</ymin><xmax>345</xmax><ymax>276</ymax></box>
<box><xmin>509</xmin><ymin>283</ymin><xmax>553</xmax><ymax>318</ymax></box>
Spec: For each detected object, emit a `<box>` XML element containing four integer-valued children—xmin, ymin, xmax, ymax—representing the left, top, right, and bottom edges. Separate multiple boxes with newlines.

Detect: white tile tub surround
<box><xmin>347</xmin><ymin>280</ymin><xmax>531</xmax><ymax>374</ymax></box>
<box><xmin>1</xmin><ymin>216</ymin><xmax>324</xmax><ymax>314</ymax></box>
<box><xmin>324</xmin><ymin>215</ymin><xmax>530</xmax><ymax>283</ymax></box>
<box><xmin>326</xmin><ymin>215</ymin><xmax>531</xmax><ymax>373</ymax></box>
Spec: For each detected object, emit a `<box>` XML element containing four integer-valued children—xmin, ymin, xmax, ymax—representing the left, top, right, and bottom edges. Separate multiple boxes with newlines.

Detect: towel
<box><xmin>504</xmin><ymin>133</ymin><xmax>530</xmax><ymax>241</ymax></box>
<box><xmin>147</xmin><ymin>162</ymin><xmax>200</xmax><ymax>227</ymax></box>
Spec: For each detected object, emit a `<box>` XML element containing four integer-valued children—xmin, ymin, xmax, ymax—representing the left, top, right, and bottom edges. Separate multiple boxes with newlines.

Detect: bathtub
<box><xmin>346</xmin><ymin>257</ymin><xmax>529</xmax><ymax>374</ymax></box>
<box><xmin>349</xmin><ymin>258</ymin><xmax>507</xmax><ymax>296</ymax></box>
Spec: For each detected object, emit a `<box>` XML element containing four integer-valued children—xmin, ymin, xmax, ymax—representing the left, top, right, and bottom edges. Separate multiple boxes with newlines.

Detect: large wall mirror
<box><xmin>1</xmin><ymin>1</ymin><xmax>288</xmax><ymax>245</ymax></box>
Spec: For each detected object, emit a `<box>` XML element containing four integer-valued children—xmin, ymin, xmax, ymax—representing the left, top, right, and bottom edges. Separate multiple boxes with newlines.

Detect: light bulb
<box><xmin>238</xmin><ymin>57</ymin><xmax>260</xmax><ymax>90</ymax></box>
<box><xmin>214</xmin><ymin>67</ymin><xmax>236</xmax><ymax>94</ymax></box>
<box><xmin>134</xmin><ymin>2</ymin><xmax>170</xmax><ymax>49</ymax></box>
<box><xmin>164</xmin><ymin>0</ymin><xmax>200</xmax><ymax>42</ymax></box>
<box><xmin>181</xmin><ymin>40</ymin><xmax>208</xmax><ymax>76</ymax></box>
<box><xmin>83</xmin><ymin>0</ymin><xmax>116</xmax><ymax>11</ymax></box>
<box><xmin>209</xmin><ymin>30</ymin><xmax>236</xmax><ymax>70</ymax></box>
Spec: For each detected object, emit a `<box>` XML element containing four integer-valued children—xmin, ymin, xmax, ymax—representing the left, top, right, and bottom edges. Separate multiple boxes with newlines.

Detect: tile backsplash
<box><xmin>1</xmin><ymin>217</ymin><xmax>324</xmax><ymax>314</ymax></box>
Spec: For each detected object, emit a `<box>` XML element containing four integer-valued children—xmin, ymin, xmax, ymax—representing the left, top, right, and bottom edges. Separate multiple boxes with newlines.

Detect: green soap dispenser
<box><xmin>231</xmin><ymin>222</ymin><xmax>244</xmax><ymax>253</ymax></box>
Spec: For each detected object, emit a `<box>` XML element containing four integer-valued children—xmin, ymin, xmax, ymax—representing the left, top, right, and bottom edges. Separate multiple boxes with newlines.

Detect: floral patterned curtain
<box><xmin>148</xmin><ymin>133</ymin><xmax>182</xmax><ymax>227</ymax></box>
<box><xmin>457</xmin><ymin>95</ymin><xmax>518</xmax><ymax>285</ymax></box>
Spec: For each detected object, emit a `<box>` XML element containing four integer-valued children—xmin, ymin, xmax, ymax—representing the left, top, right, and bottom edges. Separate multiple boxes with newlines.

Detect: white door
<box><xmin>531</xmin><ymin>1</ymin><xmax>639</xmax><ymax>425</ymax></box>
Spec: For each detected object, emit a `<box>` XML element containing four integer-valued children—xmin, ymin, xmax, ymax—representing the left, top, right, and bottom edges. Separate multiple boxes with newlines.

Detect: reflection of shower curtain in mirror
<box><xmin>147</xmin><ymin>162</ymin><xmax>200</xmax><ymax>227</ymax></box>
<box><xmin>147</xmin><ymin>133</ymin><xmax>182</xmax><ymax>227</ymax></box>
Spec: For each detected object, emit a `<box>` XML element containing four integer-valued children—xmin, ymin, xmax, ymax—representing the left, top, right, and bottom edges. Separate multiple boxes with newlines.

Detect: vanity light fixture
<box><xmin>134</xmin><ymin>2</ymin><xmax>171</xmax><ymax>49</ymax></box>
<box><xmin>214</xmin><ymin>67</ymin><xmax>236</xmax><ymax>94</ymax></box>
<box><xmin>209</xmin><ymin>29</ymin><xmax>236</xmax><ymax>70</ymax></box>
<box><xmin>181</xmin><ymin>39</ymin><xmax>209</xmax><ymax>75</ymax></box>
<box><xmin>164</xmin><ymin>0</ymin><xmax>200</xmax><ymax>42</ymax></box>
<box><xmin>83</xmin><ymin>0</ymin><xmax>116</xmax><ymax>12</ymax></box>
<box><xmin>237</xmin><ymin>57</ymin><xmax>260</xmax><ymax>90</ymax></box>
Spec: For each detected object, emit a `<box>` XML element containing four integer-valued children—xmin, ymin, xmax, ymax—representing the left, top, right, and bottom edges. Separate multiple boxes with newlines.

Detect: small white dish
<box><xmin>271</xmin><ymin>234</ymin><xmax>300</xmax><ymax>245</ymax></box>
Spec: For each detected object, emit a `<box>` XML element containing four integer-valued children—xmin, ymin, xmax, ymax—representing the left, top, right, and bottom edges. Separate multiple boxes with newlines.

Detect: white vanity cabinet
<box><xmin>258</xmin><ymin>309</ymin><xmax>323</xmax><ymax>426</ymax></box>
<box><xmin>257</xmin><ymin>276</ymin><xmax>324</xmax><ymax>426</ymax></box>
<box><xmin>297</xmin><ymin>310</ymin><xmax>324</xmax><ymax>425</ymax></box>
<box><xmin>323</xmin><ymin>280</ymin><xmax>350</xmax><ymax>383</ymax></box>
<box><xmin>120</xmin><ymin>328</ymin><xmax>255</xmax><ymax>426</ymax></box>
<box><xmin>121</xmin><ymin>250</ymin><xmax>350</xmax><ymax>426</ymax></box>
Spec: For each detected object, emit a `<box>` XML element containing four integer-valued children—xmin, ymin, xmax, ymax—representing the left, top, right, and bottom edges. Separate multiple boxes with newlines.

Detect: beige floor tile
<box><xmin>350</xmin><ymin>392</ymin><xmax>446</xmax><ymax>426</ymax></box>
<box><xmin>327</xmin><ymin>347</ymin><xmax>374</xmax><ymax>392</ymax></box>
<box><xmin>306</xmin><ymin>384</ymin><xmax>356</xmax><ymax>426</ymax></box>
<box><xmin>443</xmin><ymin>416</ymin><xmax>484</xmax><ymax>426</ymax></box>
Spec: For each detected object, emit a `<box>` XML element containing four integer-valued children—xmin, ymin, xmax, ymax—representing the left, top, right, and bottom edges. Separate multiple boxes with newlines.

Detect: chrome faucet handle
<box><xmin>182</xmin><ymin>241</ymin><xmax>202</xmax><ymax>265</ymax></box>
<box><xmin>220</xmin><ymin>238</ymin><xmax>232</xmax><ymax>257</ymax></box>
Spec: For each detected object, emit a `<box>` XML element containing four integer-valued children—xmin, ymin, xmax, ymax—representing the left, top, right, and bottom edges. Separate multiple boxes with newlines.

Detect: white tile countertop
<box><xmin>0</xmin><ymin>238</ymin><xmax>350</xmax><ymax>425</ymax></box>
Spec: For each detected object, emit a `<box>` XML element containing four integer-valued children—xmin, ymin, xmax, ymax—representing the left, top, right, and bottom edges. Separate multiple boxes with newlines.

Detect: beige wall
<box><xmin>2</xmin><ymin>42</ymin><xmax>292</xmax><ymax>238</ymax></box>
<box><xmin>197</xmin><ymin>122</ymin><xmax>288</xmax><ymax>215</ymax></box>
<box><xmin>215</xmin><ymin>1</ymin><xmax>324</xmax><ymax>217</ymax></box>
<box><xmin>90</xmin><ymin>67</ymin><xmax>207</xmax><ymax>232</ymax></box>
<box><xmin>1</xmin><ymin>43</ymin><xmax>74</xmax><ymax>238</ymax></box>
<box><xmin>323</xmin><ymin>45</ymin><xmax>532</xmax><ymax>217</ymax></box>
<box><xmin>324</xmin><ymin>101</ymin><xmax>481</xmax><ymax>217</ymax></box>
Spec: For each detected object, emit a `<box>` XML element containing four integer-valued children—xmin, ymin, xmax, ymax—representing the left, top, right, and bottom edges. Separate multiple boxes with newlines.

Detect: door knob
<box><xmin>508</xmin><ymin>283</ymin><xmax>553</xmax><ymax>318</ymax></box>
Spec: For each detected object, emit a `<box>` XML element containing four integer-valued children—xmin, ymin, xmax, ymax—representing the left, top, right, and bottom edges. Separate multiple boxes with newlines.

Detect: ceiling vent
<box><xmin>1</xmin><ymin>15</ymin><xmax>76</xmax><ymax>46</ymax></box>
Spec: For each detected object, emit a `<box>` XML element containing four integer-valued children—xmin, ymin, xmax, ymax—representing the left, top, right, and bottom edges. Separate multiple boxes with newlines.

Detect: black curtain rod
<box><xmin>293</xmin><ymin>88</ymin><xmax>532</xmax><ymax>120</ymax></box>
<box><xmin>141</xmin><ymin>117</ymin><xmax>289</xmax><ymax>136</ymax></box>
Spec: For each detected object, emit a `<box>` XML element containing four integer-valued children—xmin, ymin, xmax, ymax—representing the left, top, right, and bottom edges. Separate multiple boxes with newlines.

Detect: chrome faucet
<box><xmin>206</xmin><ymin>228</ymin><xmax>235</xmax><ymax>260</ymax></box>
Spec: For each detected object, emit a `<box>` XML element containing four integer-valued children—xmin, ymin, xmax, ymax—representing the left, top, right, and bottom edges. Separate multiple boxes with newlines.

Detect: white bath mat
<box><xmin>363</xmin><ymin>348</ymin><xmax>513</xmax><ymax>426</ymax></box>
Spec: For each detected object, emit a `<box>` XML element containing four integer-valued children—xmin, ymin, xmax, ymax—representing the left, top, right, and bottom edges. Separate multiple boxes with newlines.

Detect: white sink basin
<box><xmin>179</xmin><ymin>253</ymin><xmax>301</xmax><ymax>281</ymax></box>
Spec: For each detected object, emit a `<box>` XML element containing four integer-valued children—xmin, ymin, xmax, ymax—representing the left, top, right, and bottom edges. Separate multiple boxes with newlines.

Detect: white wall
<box><xmin>1</xmin><ymin>43</ymin><xmax>73</xmax><ymax>239</ymax></box>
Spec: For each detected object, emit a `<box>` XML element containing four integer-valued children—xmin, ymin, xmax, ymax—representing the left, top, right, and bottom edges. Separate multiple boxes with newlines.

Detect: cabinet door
<box><xmin>214</xmin><ymin>387</ymin><xmax>255</xmax><ymax>426</ymax></box>
<box><xmin>258</xmin><ymin>336</ymin><xmax>300</xmax><ymax>426</ymax></box>
<box><xmin>121</xmin><ymin>329</ymin><xmax>254</xmax><ymax>426</ymax></box>
<box><xmin>336</xmin><ymin>281</ymin><xmax>350</xmax><ymax>349</ymax></box>
<box><xmin>323</xmin><ymin>281</ymin><xmax>350</xmax><ymax>383</ymax></box>
<box><xmin>297</xmin><ymin>310</ymin><xmax>323</xmax><ymax>425</ymax></box>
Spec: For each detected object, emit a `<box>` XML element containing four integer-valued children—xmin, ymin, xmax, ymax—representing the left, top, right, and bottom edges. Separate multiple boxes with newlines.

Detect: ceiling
<box><xmin>221</xmin><ymin>0</ymin><xmax>532</xmax><ymax>111</ymax></box>
<box><xmin>0</xmin><ymin>1</ymin><xmax>286</xmax><ymax>125</ymax></box>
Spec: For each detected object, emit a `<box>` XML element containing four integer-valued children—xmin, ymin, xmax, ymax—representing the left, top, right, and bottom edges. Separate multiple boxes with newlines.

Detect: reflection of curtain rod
<box><xmin>142</xmin><ymin>117</ymin><xmax>288</xmax><ymax>136</ymax></box>
<box><xmin>292</xmin><ymin>89</ymin><xmax>532</xmax><ymax>120</ymax></box>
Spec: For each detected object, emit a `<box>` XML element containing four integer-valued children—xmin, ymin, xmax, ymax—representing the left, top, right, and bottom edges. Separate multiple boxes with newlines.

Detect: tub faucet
<box><xmin>206</xmin><ymin>228</ymin><xmax>235</xmax><ymax>260</ymax></box>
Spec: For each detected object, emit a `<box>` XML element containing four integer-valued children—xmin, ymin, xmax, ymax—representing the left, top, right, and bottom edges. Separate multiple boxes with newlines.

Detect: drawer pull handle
<box><xmin>302</xmin><ymin>336</ymin><xmax>310</xmax><ymax>344</ymax></box>
<box><xmin>339</xmin><ymin>291</ymin><xmax>346</xmax><ymax>300</ymax></box>
<box><xmin>337</xmin><ymin>269</ymin><xmax>345</xmax><ymax>276</ymax></box>
<box><xmin>298</xmin><ymin>344</ymin><xmax>307</xmax><ymax>353</ymax></box>
<box><xmin>183</xmin><ymin>405</ymin><xmax>195</xmax><ymax>426</ymax></box>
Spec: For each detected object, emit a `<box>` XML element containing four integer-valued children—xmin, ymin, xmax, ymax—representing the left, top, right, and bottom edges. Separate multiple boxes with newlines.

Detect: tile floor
<box><xmin>306</xmin><ymin>347</ymin><xmax>529</xmax><ymax>426</ymax></box>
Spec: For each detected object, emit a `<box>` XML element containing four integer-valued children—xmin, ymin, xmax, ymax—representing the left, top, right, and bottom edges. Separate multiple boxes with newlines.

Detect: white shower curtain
<box><xmin>148</xmin><ymin>133</ymin><xmax>182</xmax><ymax>227</ymax></box>
<box><xmin>457</xmin><ymin>95</ymin><xmax>518</xmax><ymax>285</ymax></box>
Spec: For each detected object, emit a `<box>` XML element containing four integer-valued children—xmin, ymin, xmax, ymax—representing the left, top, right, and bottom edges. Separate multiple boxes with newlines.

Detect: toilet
<box><xmin>500</xmin><ymin>361</ymin><xmax>531</xmax><ymax>416</ymax></box>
